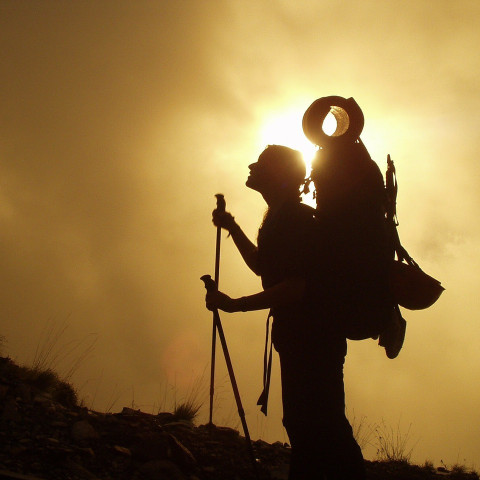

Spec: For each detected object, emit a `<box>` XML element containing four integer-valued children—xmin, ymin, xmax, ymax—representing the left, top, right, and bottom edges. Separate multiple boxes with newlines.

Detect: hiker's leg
<box><xmin>286</xmin><ymin>416</ymin><xmax>365</xmax><ymax>480</ymax></box>
<box><xmin>279</xmin><ymin>349</ymin><xmax>326</xmax><ymax>479</ymax></box>
<box><xmin>312</xmin><ymin>355</ymin><xmax>365</xmax><ymax>480</ymax></box>
<box><xmin>283</xmin><ymin>416</ymin><xmax>326</xmax><ymax>478</ymax></box>
<box><xmin>279</xmin><ymin>341</ymin><xmax>365</xmax><ymax>480</ymax></box>
<box><xmin>321</xmin><ymin>415</ymin><xmax>366</xmax><ymax>480</ymax></box>
<box><xmin>279</xmin><ymin>344</ymin><xmax>346</xmax><ymax>479</ymax></box>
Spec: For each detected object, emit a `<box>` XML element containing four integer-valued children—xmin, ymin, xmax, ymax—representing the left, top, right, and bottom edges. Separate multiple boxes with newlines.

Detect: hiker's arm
<box><xmin>205</xmin><ymin>277</ymin><xmax>306</xmax><ymax>313</ymax></box>
<box><xmin>212</xmin><ymin>210</ymin><xmax>259</xmax><ymax>275</ymax></box>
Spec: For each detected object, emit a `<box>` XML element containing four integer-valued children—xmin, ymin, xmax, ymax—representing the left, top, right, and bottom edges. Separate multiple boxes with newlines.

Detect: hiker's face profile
<box><xmin>246</xmin><ymin>151</ymin><xmax>278</xmax><ymax>193</ymax></box>
<box><xmin>245</xmin><ymin>147</ymin><xmax>305</xmax><ymax>194</ymax></box>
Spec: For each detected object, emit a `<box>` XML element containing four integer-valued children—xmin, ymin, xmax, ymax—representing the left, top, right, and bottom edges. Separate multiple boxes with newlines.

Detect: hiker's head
<box><xmin>312</xmin><ymin>141</ymin><xmax>384</xmax><ymax>214</ymax></box>
<box><xmin>246</xmin><ymin>145</ymin><xmax>306</xmax><ymax>201</ymax></box>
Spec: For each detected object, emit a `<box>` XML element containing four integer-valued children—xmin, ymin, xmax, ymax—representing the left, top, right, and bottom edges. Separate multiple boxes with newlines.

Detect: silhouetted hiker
<box><xmin>205</xmin><ymin>144</ymin><xmax>366</xmax><ymax>479</ymax></box>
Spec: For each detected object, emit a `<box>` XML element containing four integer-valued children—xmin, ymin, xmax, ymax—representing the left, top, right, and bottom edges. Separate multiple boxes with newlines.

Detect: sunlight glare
<box><xmin>258</xmin><ymin>111</ymin><xmax>317</xmax><ymax>173</ymax></box>
<box><xmin>322</xmin><ymin>111</ymin><xmax>337</xmax><ymax>136</ymax></box>
<box><xmin>258</xmin><ymin>110</ymin><xmax>318</xmax><ymax>207</ymax></box>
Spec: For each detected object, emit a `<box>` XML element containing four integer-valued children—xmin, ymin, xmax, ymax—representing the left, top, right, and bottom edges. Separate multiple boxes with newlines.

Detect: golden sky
<box><xmin>1</xmin><ymin>0</ymin><xmax>479</xmax><ymax>468</ymax></box>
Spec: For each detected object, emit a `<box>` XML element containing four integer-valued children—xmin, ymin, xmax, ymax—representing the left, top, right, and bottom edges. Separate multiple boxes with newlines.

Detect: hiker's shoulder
<box><xmin>279</xmin><ymin>202</ymin><xmax>315</xmax><ymax>231</ymax></box>
<box><xmin>283</xmin><ymin>200</ymin><xmax>315</xmax><ymax>218</ymax></box>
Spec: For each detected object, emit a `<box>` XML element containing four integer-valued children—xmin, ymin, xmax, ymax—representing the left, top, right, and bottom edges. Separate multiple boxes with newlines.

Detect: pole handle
<box><xmin>201</xmin><ymin>274</ymin><xmax>216</xmax><ymax>293</ymax></box>
<box><xmin>215</xmin><ymin>193</ymin><xmax>226</xmax><ymax>213</ymax></box>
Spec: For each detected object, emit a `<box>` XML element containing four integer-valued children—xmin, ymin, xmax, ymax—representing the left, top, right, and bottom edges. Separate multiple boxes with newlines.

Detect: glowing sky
<box><xmin>1</xmin><ymin>0</ymin><xmax>479</xmax><ymax>468</ymax></box>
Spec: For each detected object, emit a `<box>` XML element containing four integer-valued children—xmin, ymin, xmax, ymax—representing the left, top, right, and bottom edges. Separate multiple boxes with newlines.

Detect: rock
<box><xmin>138</xmin><ymin>459</ymin><xmax>188</xmax><ymax>480</ymax></box>
<box><xmin>157</xmin><ymin>411</ymin><xmax>175</xmax><ymax>424</ymax></box>
<box><xmin>33</xmin><ymin>393</ymin><xmax>52</xmax><ymax>406</ymax></box>
<box><xmin>167</xmin><ymin>433</ymin><xmax>197</xmax><ymax>470</ymax></box>
<box><xmin>1</xmin><ymin>397</ymin><xmax>18</xmax><ymax>422</ymax></box>
<box><xmin>1</xmin><ymin>357</ymin><xmax>479</xmax><ymax>480</ymax></box>
<box><xmin>0</xmin><ymin>384</ymin><xmax>9</xmax><ymax>401</ymax></box>
<box><xmin>267</xmin><ymin>464</ymin><xmax>289</xmax><ymax>480</ymax></box>
<box><xmin>131</xmin><ymin>431</ymin><xmax>170</xmax><ymax>462</ymax></box>
<box><xmin>121</xmin><ymin>406</ymin><xmax>141</xmax><ymax>415</ymax></box>
<box><xmin>64</xmin><ymin>460</ymin><xmax>101</xmax><ymax>480</ymax></box>
<box><xmin>114</xmin><ymin>445</ymin><xmax>132</xmax><ymax>456</ymax></box>
<box><xmin>0</xmin><ymin>469</ymin><xmax>46</xmax><ymax>479</ymax></box>
<box><xmin>51</xmin><ymin>420</ymin><xmax>69</xmax><ymax>427</ymax></box>
<box><xmin>71</xmin><ymin>420</ymin><xmax>98</xmax><ymax>442</ymax></box>
<box><xmin>163</xmin><ymin>420</ymin><xmax>194</xmax><ymax>430</ymax></box>
<box><xmin>9</xmin><ymin>445</ymin><xmax>28</xmax><ymax>456</ymax></box>
<box><xmin>16</xmin><ymin>383</ymin><xmax>32</xmax><ymax>403</ymax></box>
<box><xmin>201</xmin><ymin>465</ymin><xmax>216</xmax><ymax>473</ymax></box>
<box><xmin>215</xmin><ymin>426</ymin><xmax>240</xmax><ymax>439</ymax></box>
<box><xmin>34</xmin><ymin>391</ymin><xmax>52</xmax><ymax>401</ymax></box>
<box><xmin>75</xmin><ymin>446</ymin><xmax>95</xmax><ymax>457</ymax></box>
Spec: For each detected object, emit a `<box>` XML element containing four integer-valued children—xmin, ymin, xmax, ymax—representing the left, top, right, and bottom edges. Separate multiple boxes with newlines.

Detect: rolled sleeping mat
<box><xmin>302</xmin><ymin>96</ymin><xmax>365</xmax><ymax>147</ymax></box>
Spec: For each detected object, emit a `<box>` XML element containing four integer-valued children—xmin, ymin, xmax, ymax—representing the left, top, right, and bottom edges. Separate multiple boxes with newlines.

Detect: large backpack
<box><xmin>303</xmin><ymin>96</ymin><xmax>444</xmax><ymax>342</ymax></box>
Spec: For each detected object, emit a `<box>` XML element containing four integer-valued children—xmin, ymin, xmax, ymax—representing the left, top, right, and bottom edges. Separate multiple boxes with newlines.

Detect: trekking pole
<box><xmin>201</xmin><ymin>274</ymin><xmax>258</xmax><ymax>477</ymax></box>
<box><xmin>209</xmin><ymin>193</ymin><xmax>226</xmax><ymax>425</ymax></box>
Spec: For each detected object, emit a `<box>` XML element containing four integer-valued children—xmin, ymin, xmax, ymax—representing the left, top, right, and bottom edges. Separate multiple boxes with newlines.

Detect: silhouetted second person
<box><xmin>205</xmin><ymin>144</ymin><xmax>366</xmax><ymax>479</ymax></box>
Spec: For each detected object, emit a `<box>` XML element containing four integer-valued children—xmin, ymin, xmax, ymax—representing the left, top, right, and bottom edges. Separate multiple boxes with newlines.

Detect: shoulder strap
<box><xmin>257</xmin><ymin>311</ymin><xmax>273</xmax><ymax>416</ymax></box>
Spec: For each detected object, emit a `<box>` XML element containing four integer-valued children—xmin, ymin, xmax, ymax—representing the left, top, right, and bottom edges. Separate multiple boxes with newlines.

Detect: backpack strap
<box><xmin>257</xmin><ymin>310</ymin><xmax>273</xmax><ymax>416</ymax></box>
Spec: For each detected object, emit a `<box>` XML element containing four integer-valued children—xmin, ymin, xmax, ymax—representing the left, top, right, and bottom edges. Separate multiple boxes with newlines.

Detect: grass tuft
<box><xmin>25</xmin><ymin>365</ymin><xmax>78</xmax><ymax>407</ymax></box>
<box><xmin>423</xmin><ymin>460</ymin><xmax>435</xmax><ymax>472</ymax></box>
<box><xmin>32</xmin><ymin>318</ymin><xmax>97</xmax><ymax>383</ymax></box>
<box><xmin>451</xmin><ymin>464</ymin><xmax>467</xmax><ymax>475</ymax></box>
<box><xmin>174</xmin><ymin>399</ymin><xmax>202</xmax><ymax>423</ymax></box>
<box><xmin>348</xmin><ymin>410</ymin><xmax>374</xmax><ymax>450</ymax></box>
<box><xmin>373</xmin><ymin>418</ymin><xmax>416</xmax><ymax>463</ymax></box>
<box><xmin>168</xmin><ymin>371</ymin><xmax>207</xmax><ymax>424</ymax></box>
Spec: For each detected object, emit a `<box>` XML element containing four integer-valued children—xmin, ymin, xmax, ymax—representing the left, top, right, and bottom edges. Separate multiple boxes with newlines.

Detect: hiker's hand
<box><xmin>212</xmin><ymin>210</ymin><xmax>236</xmax><ymax>233</ymax></box>
<box><xmin>205</xmin><ymin>289</ymin><xmax>237</xmax><ymax>313</ymax></box>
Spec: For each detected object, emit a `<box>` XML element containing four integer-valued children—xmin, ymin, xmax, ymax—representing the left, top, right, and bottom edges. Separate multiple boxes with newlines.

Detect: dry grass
<box><xmin>0</xmin><ymin>320</ymin><xmax>95</xmax><ymax>409</ymax></box>
<box><xmin>174</xmin><ymin>399</ymin><xmax>203</xmax><ymax>423</ymax></box>
<box><xmin>349</xmin><ymin>411</ymin><xmax>375</xmax><ymax>450</ymax></box>
<box><xmin>0</xmin><ymin>356</ymin><xmax>78</xmax><ymax>407</ymax></box>
<box><xmin>372</xmin><ymin>418</ymin><xmax>416</xmax><ymax>463</ymax></box>
<box><xmin>32</xmin><ymin>318</ymin><xmax>97</xmax><ymax>382</ymax></box>
<box><xmin>423</xmin><ymin>460</ymin><xmax>435</xmax><ymax>472</ymax></box>
<box><xmin>170</xmin><ymin>371</ymin><xmax>207</xmax><ymax>424</ymax></box>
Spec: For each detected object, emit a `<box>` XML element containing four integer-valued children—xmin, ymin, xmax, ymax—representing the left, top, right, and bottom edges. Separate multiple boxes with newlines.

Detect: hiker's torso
<box><xmin>257</xmin><ymin>200</ymin><xmax>315</xmax><ymax>289</ymax></box>
<box><xmin>257</xmin><ymin>200</ymin><xmax>329</xmax><ymax>350</ymax></box>
<box><xmin>256</xmin><ymin>196</ymin><xmax>390</xmax><ymax>349</ymax></box>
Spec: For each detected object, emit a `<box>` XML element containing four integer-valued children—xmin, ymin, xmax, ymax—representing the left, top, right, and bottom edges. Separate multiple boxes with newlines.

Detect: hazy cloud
<box><xmin>1</xmin><ymin>0</ymin><xmax>479</xmax><ymax>467</ymax></box>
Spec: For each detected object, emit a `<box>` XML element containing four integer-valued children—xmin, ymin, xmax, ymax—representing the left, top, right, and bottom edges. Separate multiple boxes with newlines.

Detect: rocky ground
<box><xmin>0</xmin><ymin>356</ymin><xmax>478</xmax><ymax>480</ymax></box>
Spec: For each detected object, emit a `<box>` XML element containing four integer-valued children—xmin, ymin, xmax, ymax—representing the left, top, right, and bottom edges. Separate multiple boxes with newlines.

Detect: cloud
<box><xmin>1</xmin><ymin>0</ymin><xmax>480</xmax><ymax>467</ymax></box>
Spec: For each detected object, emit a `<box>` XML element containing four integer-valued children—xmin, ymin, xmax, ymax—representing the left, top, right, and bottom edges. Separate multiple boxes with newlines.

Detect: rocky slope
<box><xmin>0</xmin><ymin>357</ymin><xmax>478</xmax><ymax>480</ymax></box>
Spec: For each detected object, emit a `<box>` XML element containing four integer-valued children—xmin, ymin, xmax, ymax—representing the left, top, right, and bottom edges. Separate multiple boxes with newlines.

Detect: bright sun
<box><xmin>259</xmin><ymin>110</ymin><xmax>317</xmax><ymax>172</ymax></box>
<box><xmin>258</xmin><ymin>110</ymin><xmax>337</xmax><ymax>171</ymax></box>
<box><xmin>258</xmin><ymin>109</ymin><xmax>338</xmax><ymax>206</ymax></box>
